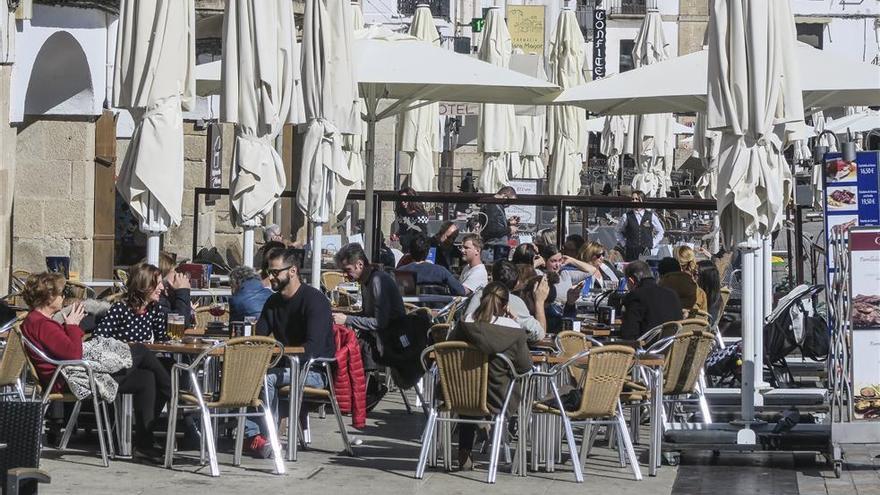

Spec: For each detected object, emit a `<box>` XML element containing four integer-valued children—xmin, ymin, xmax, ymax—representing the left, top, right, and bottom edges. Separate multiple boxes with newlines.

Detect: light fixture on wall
<box><xmin>813</xmin><ymin>129</ymin><xmax>857</xmax><ymax>164</ymax></box>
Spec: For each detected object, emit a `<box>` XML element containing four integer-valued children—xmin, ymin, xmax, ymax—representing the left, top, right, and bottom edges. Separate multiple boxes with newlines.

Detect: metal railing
<box><xmin>583</xmin><ymin>0</ymin><xmax>657</xmax><ymax>17</ymax></box>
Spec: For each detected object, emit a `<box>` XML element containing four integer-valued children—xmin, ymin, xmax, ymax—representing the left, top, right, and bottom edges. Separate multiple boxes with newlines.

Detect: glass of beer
<box><xmin>167</xmin><ymin>314</ymin><xmax>186</xmax><ymax>342</ymax></box>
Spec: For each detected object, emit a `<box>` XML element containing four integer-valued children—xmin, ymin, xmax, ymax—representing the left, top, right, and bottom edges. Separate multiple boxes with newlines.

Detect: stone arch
<box><xmin>23</xmin><ymin>31</ymin><xmax>94</xmax><ymax>115</ymax></box>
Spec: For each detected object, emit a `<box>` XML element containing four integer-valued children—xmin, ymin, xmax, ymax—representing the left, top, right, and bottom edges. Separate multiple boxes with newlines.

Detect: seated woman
<box><xmin>228</xmin><ymin>266</ymin><xmax>273</xmax><ymax>322</ymax></box>
<box><xmin>657</xmin><ymin>257</ymin><xmax>708</xmax><ymax>313</ymax></box>
<box><xmin>515</xmin><ymin>274</ymin><xmax>580</xmax><ymax>334</ymax></box>
<box><xmin>577</xmin><ymin>241</ymin><xmax>624</xmax><ymax>290</ymax></box>
<box><xmin>539</xmin><ymin>245</ymin><xmax>597</xmax><ymax>304</ymax></box>
<box><xmin>697</xmin><ymin>260</ymin><xmax>723</xmax><ymax>324</ymax></box>
<box><xmin>156</xmin><ymin>251</ymin><xmax>193</xmax><ymax>328</ymax></box>
<box><xmin>511</xmin><ymin>243</ymin><xmax>545</xmax><ymax>273</ymax></box>
<box><xmin>448</xmin><ymin>282</ymin><xmax>532</xmax><ymax>470</ymax></box>
<box><xmin>21</xmin><ymin>272</ymin><xmax>171</xmax><ymax>458</ymax></box>
<box><xmin>94</xmin><ymin>263</ymin><xmax>171</xmax><ymax>343</ymax></box>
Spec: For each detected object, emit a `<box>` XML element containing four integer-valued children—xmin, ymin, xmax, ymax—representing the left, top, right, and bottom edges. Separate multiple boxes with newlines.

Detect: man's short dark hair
<box><xmin>409</xmin><ymin>234</ymin><xmax>430</xmax><ymax>262</ymax></box>
<box><xmin>657</xmin><ymin>257</ymin><xmax>681</xmax><ymax>276</ymax></box>
<box><xmin>267</xmin><ymin>248</ymin><xmax>304</xmax><ymax>271</ymax></box>
<box><xmin>491</xmin><ymin>260</ymin><xmax>519</xmax><ymax>290</ymax></box>
<box><xmin>497</xmin><ymin>185</ymin><xmax>517</xmax><ymax>198</ymax></box>
<box><xmin>624</xmin><ymin>260</ymin><xmax>654</xmax><ymax>283</ymax></box>
<box><xmin>335</xmin><ymin>242</ymin><xmax>370</xmax><ymax>267</ymax></box>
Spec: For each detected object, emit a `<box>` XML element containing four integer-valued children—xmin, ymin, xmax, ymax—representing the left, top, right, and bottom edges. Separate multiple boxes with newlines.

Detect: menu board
<box><xmin>849</xmin><ymin>227</ymin><xmax>880</xmax><ymax>420</ymax></box>
<box><xmin>823</xmin><ymin>151</ymin><xmax>880</xmax><ymax>270</ymax></box>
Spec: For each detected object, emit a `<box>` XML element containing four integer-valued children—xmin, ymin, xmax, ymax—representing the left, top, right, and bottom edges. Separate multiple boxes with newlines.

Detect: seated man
<box><xmin>248</xmin><ymin>248</ymin><xmax>335</xmax><ymax>458</ymax></box>
<box><xmin>157</xmin><ymin>251</ymin><xmax>193</xmax><ymax>328</ymax></box>
<box><xmin>458</xmin><ymin>233</ymin><xmax>488</xmax><ymax>294</ymax></box>
<box><xmin>464</xmin><ymin>261</ymin><xmax>546</xmax><ymax>343</ymax></box>
<box><xmin>397</xmin><ymin>235</ymin><xmax>467</xmax><ymax>296</ymax></box>
<box><xmin>657</xmin><ymin>257</ymin><xmax>708</xmax><ymax>313</ymax></box>
<box><xmin>619</xmin><ymin>260</ymin><xmax>683</xmax><ymax>341</ymax></box>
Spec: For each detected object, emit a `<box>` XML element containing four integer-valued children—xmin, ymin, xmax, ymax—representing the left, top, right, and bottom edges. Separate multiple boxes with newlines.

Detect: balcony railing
<box><xmin>581</xmin><ymin>0</ymin><xmax>658</xmax><ymax>18</ymax></box>
<box><xmin>397</xmin><ymin>0</ymin><xmax>450</xmax><ymax>20</ymax></box>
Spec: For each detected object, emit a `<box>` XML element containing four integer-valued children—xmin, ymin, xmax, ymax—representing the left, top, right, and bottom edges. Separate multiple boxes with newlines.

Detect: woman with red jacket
<box><xmin>21</xmin><ymin>272</ymin><xmax>171</xmax><ymax>460</ymax></box>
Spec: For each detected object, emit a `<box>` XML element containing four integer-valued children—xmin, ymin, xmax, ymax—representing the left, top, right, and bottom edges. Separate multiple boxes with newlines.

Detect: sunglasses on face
<box><xmin>268</xmin><ymin>265</ymin><xmax>293</xmax><ymax>277</ymax></box>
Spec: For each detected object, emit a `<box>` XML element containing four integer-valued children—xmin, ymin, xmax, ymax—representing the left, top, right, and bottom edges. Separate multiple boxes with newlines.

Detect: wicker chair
<box><xmin>554</xmin><ymin>331</ymin><xmax>600</xmax><ymax>383</ymax></box>
<box><xmin>646</xmin><ymin>326</ymin><xmax>716</xmax><ymax>426</ymax></box>
<box><xmin>428</xmin><ymin>323</ymin><xmax>451</xmax><ymax>344</ymax></box>
<box><xmin>64</xmin><ymin>281</ymin><xmax>95</xmax><ymax>301</ymax></box>
<box><xmin>0</xmin><ymin>321</ymin><xmax>28</xmax><ymax>401</ymax></box>
<box><xmin>10</xmin><ymin>270</ymin><xmax>30</xmax><ymax>293</ymax></box>
<box><xmin>193</xmin><ymin>306</ymin><xmax>228</xmax><ymax>332</ymax></box>
<box><xmin>321</xmin><ymin>271</ymin><xmax>346</xmax><ymax>293</ymax></box>
<box><xmin>279</xmin><ymin>356</ymin><xmax>353</xmax><ymax>461</ymax></box>
<box><xmin>415</xmin><ymin>341</ymin><xmax>527</xmax><ymax>484</ymax></box>
<box><xmin>114</xmin><ymin>268</ymin><xmax>129</xmax><ymax>286</ymax></box>
<box><xmin>164</xmin><ymin>336</ymin><xmax>285</xmax><ymax>477</ymax></box>
<box><xmin>637</xmin><ymin>321</ymin><xmax>683</xmax><ymax>347</ymax></box>
<box><xmin>18</xmin><ymin>329</ymin><xmax>115</xmax><ymax>467</ymax></box>
<box><xmin>531</xmin><ymin>345</ymin><xmax>640</xmax><ymax>482</ymax></box>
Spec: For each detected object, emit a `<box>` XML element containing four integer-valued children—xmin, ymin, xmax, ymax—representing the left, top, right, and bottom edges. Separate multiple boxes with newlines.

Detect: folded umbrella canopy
<box><xmin>693</xmin><ymin>113</ymin><xmax>721</xmax><ymax>200</ymax></box>
<box><xmin>600</xmin><ymin>114</ymin><xmax>632</xmax><ymax>177</ymax></box>
<box><xmin>630</xmin><ymin>11</ymin><xmax>676</xmax><ymax>197</ymax></box>
<box><xmin>547</xmin><ymin>8</ymin><xmax>588</xmax><ymax>196</ymax></box>
<box><xmin>113</xmin><ymin>0</ymin><xmax>195</xmax><ymax>265</ymax></box>
<box><xmin>708</xmin><ymin>0</ymin><xmax>805</xmax><ymax>428</ymax></box>
<box><xmin>478</xmin><ymin>7</ymin><xmax>516</xmax><ymax>194</ymax></box>
<box><xmin>396</xmin><ymin>5</ymin><xmax>441</xmax><ymax>191</ymax></box>
<box><xmin>340</xmin><ymin>1</ymin><xmax>366</xmax><ymax>199</ymax></box>
<box><xmin>222</xmin><ymin>0</ymin><xmax>304</xmax><ymax>267</ymax></box>
<box><xmin>300</xmin><ymin>0</ymin><xmax>361</xmax><ymax>287</ymax></box>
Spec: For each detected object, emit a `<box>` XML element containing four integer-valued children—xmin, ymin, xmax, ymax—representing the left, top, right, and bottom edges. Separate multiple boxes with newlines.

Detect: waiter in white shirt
<box><xmin>615</xmin><ymin>190</ymin><xmax>665</xmax><ymax>261</ymax></box>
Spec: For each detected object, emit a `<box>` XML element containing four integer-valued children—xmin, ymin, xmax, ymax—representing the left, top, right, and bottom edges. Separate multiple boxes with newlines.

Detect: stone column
<box><xmin>0</xmin><ymin>64</ymin><xmax>15</xmax><ymax>294</ymax></box>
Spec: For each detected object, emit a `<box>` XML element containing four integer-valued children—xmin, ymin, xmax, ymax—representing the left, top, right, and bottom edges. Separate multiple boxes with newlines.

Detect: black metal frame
<box><xmin>192</xmin><ymin>187</ymin><xmax>716</xmax><ymax>259</ymax></box>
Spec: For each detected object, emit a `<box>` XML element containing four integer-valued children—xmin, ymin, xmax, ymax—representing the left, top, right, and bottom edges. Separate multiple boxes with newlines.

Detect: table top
<box><xmin>190</xmin><ymin>288</ymin><xmax>232</xmax><ymax>297</ymax></box>
<box><xmin>140</xmin><ymin>341</ymin><xmax>304</xmax><ymax>356</ymax></box>
<box><xmin>76</xmin><ymin>279</ymin><xmax>121</xmax><ymax>288</ymax></box>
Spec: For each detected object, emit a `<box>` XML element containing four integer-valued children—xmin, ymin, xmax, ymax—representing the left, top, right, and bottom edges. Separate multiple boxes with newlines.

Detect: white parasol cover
<box><xmin>298</xmin><ymin>0</ymin><xmax>361</xmax><ymax>224</ymax></box>
<box><xmin>396</xmin><ymin>5</ymin><xmax>441</xmax><ymax>191</ymax></box>
<box><xmin>222</xmin><ymin>0</ymin><xmax>304</xmax><ymax>228</ymax></box>
<box><xmin>547</xmin><ymin>9</ymin><xmax>588</xmax><ymax>196</ymax></box>
<box><xmin>477</xmin><ymin>7</ymin><xmax>516</xmax><ymax>193</ymax></box>
<box><xmin>707</xmin><ymin>0</ymin><xmax>804</xmax><ymax>246</ymax></box>
<box><xmin>113</xmin><ymin>0</ymin><xmax>195</xmax><ymax>233</ymax></box>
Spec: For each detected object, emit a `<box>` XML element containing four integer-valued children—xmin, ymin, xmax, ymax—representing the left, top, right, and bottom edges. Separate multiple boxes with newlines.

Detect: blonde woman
<box><xmin>578</xmin><ymin>241</ymin><xmax>623</xmax><ymax>289</ymax></box>
<box><xmin>675</xmin><ymin>245</ymin><xmax>700</xmax><ymax>283</ymax></box>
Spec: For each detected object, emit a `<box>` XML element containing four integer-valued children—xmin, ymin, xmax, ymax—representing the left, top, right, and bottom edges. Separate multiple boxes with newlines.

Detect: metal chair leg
<box><xmin>91</xmin><ymin>395</ymin><xmax>110</xmax><ymax>467</ymax></box>
<box><xmin>100</xmin><ymin>401</ymin><xmax>115</xmax><ymax>460</ymax></box>
<box><xmin>550</xmin><ymin>383</ymin><xmax>583</xmax><ymax>483</ymax></box>
<box><xmin>263</xmin><ymin>393</ymin><xmax>286</xmax><ymax>475</ymax></box>
<box><xmin>329</xmin><ymin>396</ymin><xmax>353</xmax><ymax>455</ymax></box>
<box><xmin>233</xmin><ymin>410</ymin><xmax>245</xmax><ymax>466</ymax></box>
<box><xmin>617</xmin><ymin>404</ymin><xmax>643</xmax><ymax>481</ymax></box>
<box><xmin>163</xmin><ymin>397</ymin><xmax>179</xmax><ymax>469</ymax></box>
<box><xmin>400</xmin><ymin>388</ymin><xmax>413</xmax><ymax>414</ymax></box>
<box><xmin>487</xmin><ymin>417</ymin><xmax>504</xmax><ymax>484</ymax></box>
<box><xmin>59</xmin><ymin>401</ymin><xmax>82</xmax><ymax>450</ymax></box>
<box><xmin>415</xmin><ymin>409</ymin><xmax>438</xmax><ymax>479</ymax></box>
<box><xmin>615</xmin><ymin>421</ymin><xmax>627</xmax><ymax>467</ymax></box>
<box><xmin>199</xmin><ymin>406</ymin><xmax>220</xmax><ymax>477</ymax></box>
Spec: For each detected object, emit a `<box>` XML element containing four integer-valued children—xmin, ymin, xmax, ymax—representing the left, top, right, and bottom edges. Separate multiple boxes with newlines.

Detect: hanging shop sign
<box><xmin>438</xmin><ymin>102</ymin><xmax>480</xmax><ymax>116</ymax></box>
<box><xmin>592</xmin><ymin>8</ymin><xmax>607</xmax><ymax>79</ymax></box>
<box><xmin>849</xmin><ymin>226</ymin><xmax>880</xmax><ymax>420</ymax></box>
<box><xmin>823</xmin><ymin>151</ymin><xmax>880</xmax><ymax>271</ymax></box>
<box><xmin>507</xmin><ymin>4</ymin><xmax>545</xmax><ymax>55</ymax></box>
<box><xmin>204</xmin><ymin>122</ymin><xmax>223</xmax><ymax>206</ymax></box>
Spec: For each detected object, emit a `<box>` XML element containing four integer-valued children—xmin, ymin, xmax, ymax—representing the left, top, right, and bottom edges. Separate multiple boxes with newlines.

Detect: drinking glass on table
<box><xmin>167</xmin><ymin>313</ymin><xmax>186</xmax><ymax>342</ymax></box>
<box><xmin>208</xmin><ymin>301</ymin><xmax>227</xmax><ymax>322</ymax></box>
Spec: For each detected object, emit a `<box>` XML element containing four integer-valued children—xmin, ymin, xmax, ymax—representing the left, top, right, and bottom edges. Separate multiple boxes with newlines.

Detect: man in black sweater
<box><xmin>245</xmin><ymin>248</ymin><xmax>335</xmax><ymax>458</ymax></box>
<box><xmin>619</xmin><ymin>260</ymin><xmax>683</xmax><ymax>341</ymax></box>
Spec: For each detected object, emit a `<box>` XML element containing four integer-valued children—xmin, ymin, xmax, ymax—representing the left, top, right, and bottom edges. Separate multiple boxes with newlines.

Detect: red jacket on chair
<box><xmin>332</xmin><ymin>324</ymin><xmax>366</xmax><ymax>428</ymax></box>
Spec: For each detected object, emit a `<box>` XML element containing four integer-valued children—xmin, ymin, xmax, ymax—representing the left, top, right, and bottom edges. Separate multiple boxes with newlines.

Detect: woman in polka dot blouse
<box><xmin>94</xmin><ymin>263</ymin><xmax>170</xmax><ymax>343</ymax></box>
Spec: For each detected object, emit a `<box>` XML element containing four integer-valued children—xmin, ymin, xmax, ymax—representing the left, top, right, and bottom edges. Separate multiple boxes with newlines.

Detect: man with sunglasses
<box><xmin>246</xmin><ymin>248</ymin><xmax>334</xmax><ymax>458</ymax></box>
<box><xmin>615</xmin><ymin>190</ymin><xmax>665</xmax><ymax>261</ymax></box>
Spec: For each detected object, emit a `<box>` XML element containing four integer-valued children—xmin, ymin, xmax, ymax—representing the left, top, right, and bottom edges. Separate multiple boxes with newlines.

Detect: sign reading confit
<box><xmin>592</xmin><ymin>8</ymin><xmax>606</xmax><ymax>79</ymax></box>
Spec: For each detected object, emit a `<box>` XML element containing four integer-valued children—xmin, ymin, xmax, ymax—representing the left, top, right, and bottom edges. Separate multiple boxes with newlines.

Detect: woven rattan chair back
<box><xmin>428</xmin><ymin>323</ymin><xmax>451</xmax><ymax>343</ymax></box>
<box><xmin>555</xmin><ymin>331</ymin><xmax>592</xmax><ymax>383</ymax></box>
<box><xmin>194</xmin><ymin>306</ymin><xmax>227</xmax><ymax>331</ymax></box>
<box><xmin>215</xmin><ymin>336</ymin><xmax>277</xmax><ymax>408</ymax></box>
<box><xmin>10</xmin><ymin>270</ymin><xmax>30</xmax><ymax>293</ymax></box>
<box><xmin>572</xmin><ymin>345</ymin><xmax>634</xmax><ymax>419</ymax></box>
<box><xmin>444</xmin><ymin>299</ymin><xmax>461</xmax><ymax>325</ymax></box>
<box><xmin>0</xmin><ymin>327</ymin><xmax>28</xmax><ymax>388</ymax></box>
<box><xmin>662</xmin><ymin>329</ymin><xmax>716</xmax><ymax>396</ymax></box>
<box><xmin>115</xmin><ymin>268</ymin><xmax>129</xmax><ymax>285</ymax></box>
<box><xmin>64</xmin><ymin>282</ymin><xmax>94</xmax><ymax>300</ymax></box>
<box><xmin>321</xmin><ymin>271</ymin><xmax>345</xmax><ymax>292</ymax></box>
<box><xmin>432</xmin><ymin>341</ymin><xmax>490</xmax><ymax>417</ymax></box>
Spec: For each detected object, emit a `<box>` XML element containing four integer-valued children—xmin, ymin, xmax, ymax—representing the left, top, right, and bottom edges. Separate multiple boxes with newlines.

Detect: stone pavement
<box><xmin>36</xmin><ymin>391</ymin><xmax>880</xmax><ymax>494</ymax></box>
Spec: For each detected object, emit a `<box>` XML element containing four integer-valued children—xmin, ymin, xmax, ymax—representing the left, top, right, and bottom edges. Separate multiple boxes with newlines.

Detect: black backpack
<box><xmin>375</xmin><ymin>310</ymin><xmax>431</xmax><ymax>389</ymax></box>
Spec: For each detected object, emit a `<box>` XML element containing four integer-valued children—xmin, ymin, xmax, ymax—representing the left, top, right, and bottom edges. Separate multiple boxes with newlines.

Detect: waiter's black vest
<box><xmin>623</xmin><ymin>210</ymin><xmax>655</xmax><ymax>261</ymax></box>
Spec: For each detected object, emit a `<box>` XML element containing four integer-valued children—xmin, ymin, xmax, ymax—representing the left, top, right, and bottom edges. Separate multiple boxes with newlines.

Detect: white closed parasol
<box><xmin>396</xmin><ymin>5</ymin><xmax>441</xmax><ymax>191</ymax></box>
<box><xmin>113</xmin><ymin>0</ymin><xmax>195</xmax><ymax>266</ymax></box>
<box><xmin>222</xmin><ymin>0</ymin><xmax>304</xmax><ymax>267</ymax></box>
<box><xmin>547</xmin><ymin>8</ymin><xmax>588</xmax><ymax>196</ymax></box>
<box><xmin>477</xmin><ymin>7</ymin><xmax>516</xmax><ymax>194</ymax></box>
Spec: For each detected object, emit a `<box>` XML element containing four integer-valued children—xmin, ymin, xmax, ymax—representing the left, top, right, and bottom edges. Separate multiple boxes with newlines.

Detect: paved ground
<box><xmin>36</xmin><ymin>391</ymin><xmax>878</xmax><ymax>494</ymax></box>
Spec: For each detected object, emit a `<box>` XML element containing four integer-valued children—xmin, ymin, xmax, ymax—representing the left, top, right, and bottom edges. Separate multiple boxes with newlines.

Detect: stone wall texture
<box><xmin>13</xmin><ymin>117</ymin><xmax>96</xmax><ymax>279</ymax></box>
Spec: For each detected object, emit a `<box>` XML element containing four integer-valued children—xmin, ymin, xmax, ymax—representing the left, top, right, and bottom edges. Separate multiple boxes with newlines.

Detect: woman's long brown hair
<box><xmin>473</xmin><ymin>281</ymin><xmax>510</xmax><ymax>323</ymax></box>
<box><xmin>125</xmin><ymin>262</ymin><xmax>162</xmax><ymax>311</ymax></box>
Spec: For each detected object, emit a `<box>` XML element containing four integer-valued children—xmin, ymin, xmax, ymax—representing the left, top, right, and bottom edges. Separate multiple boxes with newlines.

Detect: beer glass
<box><xmin>167</xmin><ymin>314</ymin><xmax>186</xmax><ymax>342</ymax></box>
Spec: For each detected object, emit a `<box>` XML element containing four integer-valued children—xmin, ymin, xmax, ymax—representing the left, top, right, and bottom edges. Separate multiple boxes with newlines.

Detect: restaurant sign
<box><xmin>507</xmin><ymin>5</ymin><xmax>545</xmax><ymax>55</ymax></box>
<box><xmin>438</xmin><ymin>102</ymin><xmax>479</xmax><ymax>116</ymax></box>
<box><xmin>849</xmin><ymin>227</ymin><xmax>880</xmax><ymax>420</ymax></box>
<box><xmin>592</xmin><ymin>8</ymin><xmax>606</xmax><ymax>79</ymax></box>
